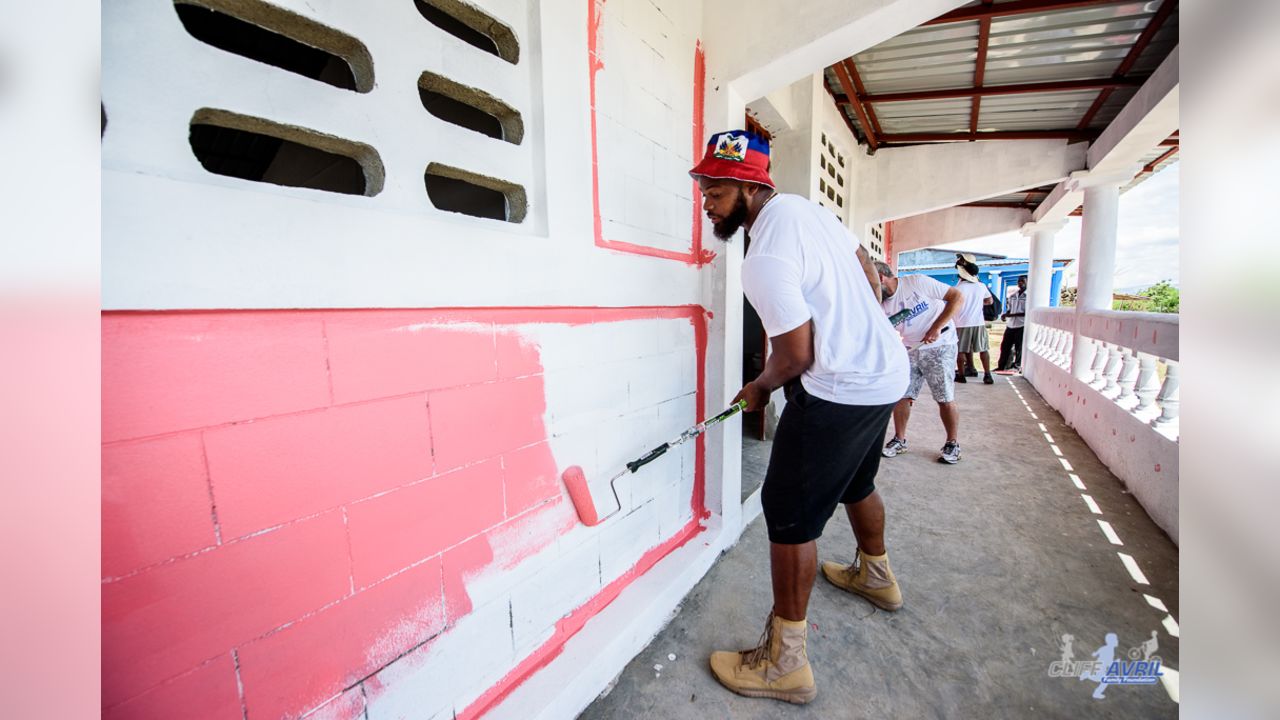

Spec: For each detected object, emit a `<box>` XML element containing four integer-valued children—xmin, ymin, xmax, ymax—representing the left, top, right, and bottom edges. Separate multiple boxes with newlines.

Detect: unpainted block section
<box><xmin>364</xmin><ymin>597</ymin><xmax>516</xmax><ymax>720</ymax></box>
<box><xmin>510</xmin><ymin>535</ymin><xmax>603</xmax><ymax>659</ymax></box>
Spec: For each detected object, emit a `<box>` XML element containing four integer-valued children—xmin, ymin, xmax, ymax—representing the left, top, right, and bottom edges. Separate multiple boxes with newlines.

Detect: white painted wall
<box><xmin>103</xmin><ymin>0</ymin><xmax>706</xmax><ymax>311</ymax></box>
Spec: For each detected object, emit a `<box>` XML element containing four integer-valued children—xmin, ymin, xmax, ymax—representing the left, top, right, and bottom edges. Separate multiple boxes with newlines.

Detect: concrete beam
<box><xmin>1088</xmin><ymin>46</ymin><xmax>1179</xmax><ymax>174</ymax></box>
<box><xmin>891</xmin><ymin>206</ymin><xmax>1031</xmax><ymax>256</ymax></box>
<box><xmin>854</xmin><ymin>139</ymin><xmax>1086</xmax><ymax>228</ymax></box>
<box><xmin>702</xmin><ymin>0</ymin><xmax>968</xmax><ymax>102</ymax></box>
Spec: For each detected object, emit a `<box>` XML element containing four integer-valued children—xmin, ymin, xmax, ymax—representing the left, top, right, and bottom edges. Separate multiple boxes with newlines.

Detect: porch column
<box><xmin>1066</xmin><ymin>167</ymin><xmax>1140</xmax><ymax>381</ymax></box>
<box><xmin>1022</xmin><ymin>219</ymin><xmax>1066</xmax><ymax>309</ymax></box>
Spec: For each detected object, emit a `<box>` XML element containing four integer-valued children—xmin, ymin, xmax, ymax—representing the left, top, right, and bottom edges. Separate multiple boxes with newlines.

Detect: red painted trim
<box><xmin>588</xmin><ymin>0</ymin><xmax>713</xmax><ymax>266</ymax></box>
<box><xmin>457</xmin><ymin>516</ymin><xmax>705</xmax><ymax>720</ymax></box>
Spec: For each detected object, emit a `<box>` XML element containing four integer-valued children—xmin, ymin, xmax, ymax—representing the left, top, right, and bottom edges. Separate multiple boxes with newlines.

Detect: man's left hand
<box><xmin>921</xmin><ymin>326</ymin><xmax>941</xmax><ymax>345</ymax></box>
<box><xmin>732</xmin><ymin>381</ymin><xmax>771</xmax><ymax>412</ymax></box>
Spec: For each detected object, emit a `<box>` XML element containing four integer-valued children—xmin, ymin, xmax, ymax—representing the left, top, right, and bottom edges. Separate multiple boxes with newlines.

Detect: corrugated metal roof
<box><xmin>819</xmin><ymin>0</ymin><xmax>1178</xmax><ymax>215</ymax></box>
<box><xmin>826</xmin><ymin>0</ymin><xmax>1178</xmax><ymax>142</ymax></box>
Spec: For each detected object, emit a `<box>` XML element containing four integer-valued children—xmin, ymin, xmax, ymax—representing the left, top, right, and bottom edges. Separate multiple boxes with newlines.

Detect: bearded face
<box><xmin>712</xmin><ymin>189</ymin><xmax>751</xmax><ymax>240</ymax></box>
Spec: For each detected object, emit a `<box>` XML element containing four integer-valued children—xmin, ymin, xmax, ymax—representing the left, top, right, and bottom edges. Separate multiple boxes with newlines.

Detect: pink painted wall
<box><xmin>102</xmin><ymin>307</ymin><xmax>708</xmax><ymax>719</ymax></box>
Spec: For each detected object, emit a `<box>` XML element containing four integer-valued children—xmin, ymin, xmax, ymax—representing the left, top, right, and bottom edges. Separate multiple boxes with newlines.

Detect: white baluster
<box><xmin>1055</xmin><ymin>330</ymin><xmax>1070</xmax><ymax>367</ymax></box>
<box><xmin>1153</xmin><ymin>360</ymin><xmax>1180</xmax><ymax>426</ymax></box>
<box><xmin>1116</xmin><ymin>348</ymin><xmax>1139</xmax><ymax>408</ymax></box>
<box><xmin>1089</xmin><ymin>340</ymin><xmax>1110</xmax><ymax>387</ymax></box>
<box><xmin>1134</xmin><ymin>352</ymin><xmax>1159</xmax><ymax>414</ymax></box>
<box><xmin>1102</xmin><ymin>344</ymin><xmax>1124</xmax><ymax>396</ymax></box>
<box><xmin>1062</xmin><ymin>332</ymin><xmax>1075</xmax><ymax>369</ymax></box>
<box><xmin>1073</xmin><ymin>337</ymin><xmax>1096</xmax><ymax>379</ymax></box>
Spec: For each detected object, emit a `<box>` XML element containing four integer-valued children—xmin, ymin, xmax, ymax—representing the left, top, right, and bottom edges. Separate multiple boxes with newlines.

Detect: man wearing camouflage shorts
<box><xmin>876</xmin><ymin>262</ymin><xmax>965</xmax><ymax>464</ymax></box>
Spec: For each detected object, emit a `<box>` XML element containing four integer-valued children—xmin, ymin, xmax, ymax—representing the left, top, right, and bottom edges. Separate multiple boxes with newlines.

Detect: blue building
<box><xmin>897</xmin><ymin>248</ymin><xmax>1072</xmax><ymax>307</ymax></box>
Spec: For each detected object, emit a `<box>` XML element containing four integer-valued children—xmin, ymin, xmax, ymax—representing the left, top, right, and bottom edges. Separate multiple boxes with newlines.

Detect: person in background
<box><xmin>997</xmin><ymin>275</ymin><xmax>1028</xmax><ymax>372</ymax></box>
<box><xmin>953</xmin><ymin>253</ymin><xmax>994</xmax><ymax>385</ymax></box>
<box><xmin>875</xmin><ymin>262</ymin><xmax>965</xmax><ymax>464</ymax></box>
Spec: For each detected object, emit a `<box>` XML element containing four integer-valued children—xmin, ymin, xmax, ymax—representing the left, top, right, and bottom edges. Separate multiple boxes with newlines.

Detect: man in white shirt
<box><xmin>953</xmin><ymin>253</ymin><xmax>994</xmax><ymax>385</ymax></box>
<box><xmin>689</xmin><ymin>130</ymin><xmax>909</xmax><ymax>705</ymax></box>
<box><xmin>998</xmin><ymin>275</ymin><xmax>1028</xmax><ymax>372</ymax></box>
<box><xmin>875</xmin><ymin>262</ymin><xmax>965</xmax><ymax>464</ymax></box>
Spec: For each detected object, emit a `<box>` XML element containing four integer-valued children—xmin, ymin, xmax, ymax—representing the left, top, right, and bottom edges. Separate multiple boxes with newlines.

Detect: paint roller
<box><xmin>562</xmin><ymin>399</ymin><xmax>747</xmax><ymax>526</ymax></box>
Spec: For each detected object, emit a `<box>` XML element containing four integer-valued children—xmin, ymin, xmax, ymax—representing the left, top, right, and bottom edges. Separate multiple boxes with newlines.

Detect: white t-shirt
<box><xmin>954</xmin><ymin>279</ymin><xmax>992</xmax><ymax>328</ymax></box>
<box><xmin>1005</xmin><ymin>289</ymin><xmax>1027</xmax><ymax>329</ymax></box>
<box><xmin>881</xmin><ymin>274</ymin><xmax>957</xmax><ymax>349</ymax></box>
<box><xmin>742</xmin><ymin>194</ymin><xmax>908</xmax><ymax>406</ymax></box>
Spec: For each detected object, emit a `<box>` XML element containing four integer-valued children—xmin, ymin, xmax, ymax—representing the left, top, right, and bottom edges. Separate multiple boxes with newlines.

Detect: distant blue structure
<box><xmin>896</xmin><ymin>248</ymin><xmax>1072</xmax><ymax>306</ymax></box>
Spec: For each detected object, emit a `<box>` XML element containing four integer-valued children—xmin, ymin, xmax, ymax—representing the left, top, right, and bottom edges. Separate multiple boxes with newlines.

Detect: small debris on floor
<box><xmin>653</xmin><ymin>663</ymin><xmax>663</xmax><ymax>674</ymax></box>
<box><xmin>667</xmin><ymin>653</ymin><xmax>677</xmax><ymax>661</ymax></box>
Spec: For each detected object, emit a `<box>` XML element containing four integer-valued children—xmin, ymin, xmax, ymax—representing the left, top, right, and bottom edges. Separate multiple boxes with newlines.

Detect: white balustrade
<box><xmin>1028</xmin><ymin>307</ymin><xmax>1178</xmax><ymax>438</ymax></box>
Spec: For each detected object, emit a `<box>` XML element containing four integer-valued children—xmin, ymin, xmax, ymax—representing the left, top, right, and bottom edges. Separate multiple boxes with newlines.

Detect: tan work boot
<box><xmin>821</xmin><ymin>549</ymin><xmax>903</xmax><ymax>611</ymax></box>
<box><xmin>708</xmin><ymin>612</ymin><xmax>816</xmax><ymax>704</ymax></box>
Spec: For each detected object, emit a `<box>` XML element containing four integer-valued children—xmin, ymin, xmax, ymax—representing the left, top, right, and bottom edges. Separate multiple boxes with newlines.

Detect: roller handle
<box><xmin>624</xmin><ymin>400</ymin><xmax>746</xmax><ymax>474</ymax></box>
<box><xmin>626</xmin><ymin>444</ymin><xmax>669</xmax><ymax>473</ymax></box>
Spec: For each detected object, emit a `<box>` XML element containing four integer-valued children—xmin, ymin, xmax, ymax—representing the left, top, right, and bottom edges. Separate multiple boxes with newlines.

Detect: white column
<box><xmin>1022</xmin><ymin>219</ymin><xmax>1066</xmax><ymax>309</ymax></box>
<box><xmin>1066</xmin><ymin>168</ymin><xmax>1140</xmax><ymax>381</ymax></box>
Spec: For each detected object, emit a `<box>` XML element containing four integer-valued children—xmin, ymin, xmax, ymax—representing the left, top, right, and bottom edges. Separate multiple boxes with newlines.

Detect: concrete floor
<box><xmin>581</xmin><ymin>373</ymin><xmax>1180</xmax><ymax>719</ymax></box>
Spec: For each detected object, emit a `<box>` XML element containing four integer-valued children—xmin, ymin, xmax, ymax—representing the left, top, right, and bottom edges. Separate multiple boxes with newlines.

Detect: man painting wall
<box><xmin>689</xmin><ymin>129</ymin><xmax>909</xmax><ymax>705</ymax></box>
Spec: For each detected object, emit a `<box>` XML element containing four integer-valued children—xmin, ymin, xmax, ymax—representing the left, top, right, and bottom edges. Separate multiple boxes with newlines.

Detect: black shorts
<box><xmin>761</xmin><ymin>380</ymin><xmax>896</xmax><ymax>545</ymax></box>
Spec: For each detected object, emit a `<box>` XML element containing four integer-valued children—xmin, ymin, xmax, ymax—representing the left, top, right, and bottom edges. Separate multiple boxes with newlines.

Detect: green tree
<box><xmin>1144</xmin><ymin>280</ymin><xmax>1179</xmax><ymax>313</ymax></box>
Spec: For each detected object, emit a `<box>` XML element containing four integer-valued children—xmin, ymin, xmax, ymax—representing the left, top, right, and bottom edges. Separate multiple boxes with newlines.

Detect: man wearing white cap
<box><xmin>953</xmin><ymin>253</ymin><xmax>994</xmax><ymax>385</ymax></box>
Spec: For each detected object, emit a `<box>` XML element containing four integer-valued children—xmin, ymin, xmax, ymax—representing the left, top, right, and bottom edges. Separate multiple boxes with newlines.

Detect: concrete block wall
<box><xmin>102</xmin><ymin>0</ymin><xmax>712</xmax><ymax>718</ymax></box>
<box><xmin>103</xmin><ymin>309</ymin><xmax>705</xmax><ymax>720</ymax></box>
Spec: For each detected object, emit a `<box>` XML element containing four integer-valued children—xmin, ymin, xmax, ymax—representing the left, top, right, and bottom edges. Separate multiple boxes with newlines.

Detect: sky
<box><xmin>945</xmin><ymin>162</ymin><xmax>1180</xmax><ymax>292</ymax></box>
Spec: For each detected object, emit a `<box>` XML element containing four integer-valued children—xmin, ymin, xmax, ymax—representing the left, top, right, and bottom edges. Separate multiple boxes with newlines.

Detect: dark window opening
<box><xmin>174</xmin><ymin>1</ymin><xmax>373</xmax><ymax>92</ymax></box>
<box><xmin>418</xmin><ymin>71</ymin><xmax>523</xmax><ymax>144</ymax></box>
<box><xmin>414</xmin><ymin>0</ymin><xmax>519</xmax><ymax>64</ymax></box>
<box><xmin>425</xmin><ymin>163</ymin><xmax>526</xmax><ymax>223</ymax></box>
<box><xmin>190</xmin><ymin>109</ymin><xmax>383</xmax><ymax>196</ymax></box>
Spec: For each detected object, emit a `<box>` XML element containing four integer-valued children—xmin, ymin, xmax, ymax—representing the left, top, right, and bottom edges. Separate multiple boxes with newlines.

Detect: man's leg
<box><xmin>844</xmin><ymin>491</ymin><xmax>886</xmax><ymax>556</ymax></box>
<box><xmin>1011</xmin><ymin>327</ymin><xmax>1024</xmax><ymax>369</ymax></box>
<box><xmin>979</xmin><ymin>350</ymin><xmax>992</xmax><ymax>373</ymax></box>
<box><xmin>997</xmin><ymin>328</ymin><xmax>1015</xmax><ymax>370</ymax></box>
<box><xmin>892</xmin><ymin>397</ymin><xmax>911</xmax><ymax>439</ymax></box>
<box><xmin>771</xmin><ymin>541</ymin><xmax>818</xmax><ymax>621</ymax></box>
<box><xmin>939</xmin><ymin>401</ymin><xmax>959</xmax><ymax>442</ymax></box>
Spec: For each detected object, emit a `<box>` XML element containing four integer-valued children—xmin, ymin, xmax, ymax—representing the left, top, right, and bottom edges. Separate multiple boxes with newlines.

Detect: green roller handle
<box><xmin>624</xmin><ymin>399</ymin><xmax>747</xmax><ymax>474</ymax></box>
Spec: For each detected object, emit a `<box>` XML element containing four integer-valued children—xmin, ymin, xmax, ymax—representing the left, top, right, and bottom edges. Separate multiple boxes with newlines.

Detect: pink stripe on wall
<box><xmin>102</xmin><ymin>306</ymin><xmax>709</xmax><ymax>719</ymax></box>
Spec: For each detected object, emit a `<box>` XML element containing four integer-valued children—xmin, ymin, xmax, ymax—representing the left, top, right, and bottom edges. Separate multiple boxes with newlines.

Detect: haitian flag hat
<box><xmin>688</xmin><ymin>130</ymin><xmax>774</xmax><ymax>188</ymax></box>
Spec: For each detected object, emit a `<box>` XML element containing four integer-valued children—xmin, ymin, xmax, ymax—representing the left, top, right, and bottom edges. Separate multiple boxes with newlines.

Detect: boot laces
<box><xmin>740</xmin><ymin>612</ymin><xmax>775</xmax><ymax>668</ymax></box>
